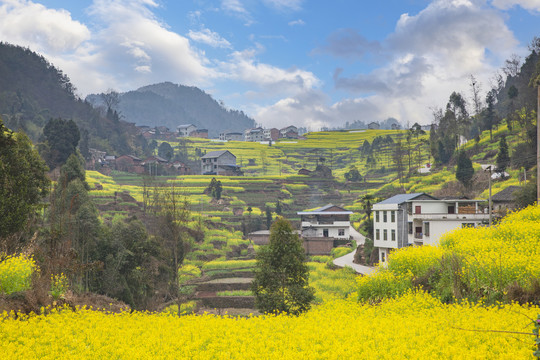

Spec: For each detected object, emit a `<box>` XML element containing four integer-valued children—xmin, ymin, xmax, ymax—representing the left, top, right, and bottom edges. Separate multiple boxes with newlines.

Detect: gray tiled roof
<box><xmin>376</xmin><ymin>193</ymin><xmax>428</xmax><ymax>205</ymax></box>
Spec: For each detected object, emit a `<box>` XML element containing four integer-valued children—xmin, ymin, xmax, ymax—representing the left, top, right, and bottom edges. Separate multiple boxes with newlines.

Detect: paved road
<box><xmin>333</xmin><ymin>250</ymin><xmax>377</xmax><ymax>275</ymax></box>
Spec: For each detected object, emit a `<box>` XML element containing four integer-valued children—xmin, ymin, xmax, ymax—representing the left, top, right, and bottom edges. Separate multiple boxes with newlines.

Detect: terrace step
<box><xmin>195</xmin><ymin>277</ymin><xmax>253</xmax><ymax>292</ymax></box>
<box><xmin>199</xmin><ymin>295</ymin><xmax>255</xmax><ymax>309</ymax></box>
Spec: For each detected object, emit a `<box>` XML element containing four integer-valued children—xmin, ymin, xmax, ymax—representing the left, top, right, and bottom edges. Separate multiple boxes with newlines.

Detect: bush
<box><xmin>0</xmin><ymin>254</ymin><xmax>38</xmax><ymax>295</ymax></box>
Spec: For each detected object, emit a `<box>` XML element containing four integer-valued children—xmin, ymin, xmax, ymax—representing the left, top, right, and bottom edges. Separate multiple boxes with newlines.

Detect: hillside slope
<box><xmin>87</xmin><ymin>82</ymin><xmax>255</xmax><ymax>137</ymax></box>
<box><xmin>0</xmin><ymin>42</ymin><xmax>142</xmax><ymax>155</ymax></box>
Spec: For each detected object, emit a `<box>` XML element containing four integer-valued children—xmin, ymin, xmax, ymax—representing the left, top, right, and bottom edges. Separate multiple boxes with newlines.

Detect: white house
<box><xmin>244</xmin><ymin>127</ymin><xmax>265</xmax><ymax>142</ymax></box>
<box><xmin>297</xmin><ymin>204</ymin><xmax>355</xmax><ymax>255</ymax></box>
<box><xmin>177</xmin><ymin>124</ymin><xmax>197</xmax><ymax>137</ymax></box>
<box><xmin>372</xmin><ymin>193</ymin><xmax>489</xmax><ymax>263</ymax></box>
<box><xmin>219</xmin><ymin>132</ymin><xmax>243</xmax><ymax>141</ymax></box>
<box><xmin>201</xmin><ymin>150</ymin><xmax>241</xmax><ymax>175</ymax></box>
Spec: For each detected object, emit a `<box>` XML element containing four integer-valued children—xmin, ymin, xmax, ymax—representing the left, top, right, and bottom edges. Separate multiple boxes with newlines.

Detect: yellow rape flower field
<box><xmin>2</xmin><ymin>207</ymin><xmax>540</xmax><ymax>358</ymax></box>
<box><xmin>0</xmin><ymin>292</ymin><xmax>537</xmax><ymax>359</ymax></box>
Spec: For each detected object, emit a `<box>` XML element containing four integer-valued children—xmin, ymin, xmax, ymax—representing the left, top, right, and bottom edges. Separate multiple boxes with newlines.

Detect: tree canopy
<box><xmin>0</xmin><ymin>119</ymin><xmax>50</xmax><ymax>248</ymax></box>
<box><xmin>251</xmin><ymin>217</ymin><xmax>314</xmax><ymax>315</ymax></box>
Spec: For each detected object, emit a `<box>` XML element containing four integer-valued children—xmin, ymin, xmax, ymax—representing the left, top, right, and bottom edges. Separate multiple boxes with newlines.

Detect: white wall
<box><xmin>373</xmin><ymin>208</ymin><xmax>399</xmax><ymax>249</ymax></box>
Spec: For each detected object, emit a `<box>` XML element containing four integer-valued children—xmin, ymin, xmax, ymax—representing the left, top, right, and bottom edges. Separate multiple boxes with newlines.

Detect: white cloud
<box><xmin>0</xmin><ymin>0</ymin><xmax>90</xmax><ymax>53</ymax></box>
<box><xmin>219</xmin><ymin>45</ymin><xmax>320</xmax><ymax>95</ymax></box>
<box><xmin>491</xmin><ymin>0</ymin><xmax>540</xmax><ymax>11</ymax></box>
<box><xmin>221</xmin><ymin>0</ymin><xmax>254</xmax><ymax>25</ymax></box>
<box><xmin>188</xmin><ymin>28</ymin><xmax>232</xmax><ymax>48</ymax></box>
<box><xmin>288</xmin><ymin>19</ymin><xmax>305</xmax><ymax>26</ymax></box>
<box><xmin>263</xmin><ymin>0</ymin><xmax>303</xmax><ymax>11</ymax></box>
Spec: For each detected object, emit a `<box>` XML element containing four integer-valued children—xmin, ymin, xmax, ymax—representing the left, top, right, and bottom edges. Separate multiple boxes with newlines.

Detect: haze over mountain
<box><xmin>0</xmin><ymin>42</ymin><xmax>143</xmax><ymax>156</ymax></box>
<box><xmin>86</xmin><ymin>82</ymin><xmax>255</xmax><ymax>137</ymax></box>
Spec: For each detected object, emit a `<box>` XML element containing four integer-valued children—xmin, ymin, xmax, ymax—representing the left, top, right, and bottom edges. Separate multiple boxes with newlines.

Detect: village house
<box><xmin>263</xmin><ymin>128</ymin><xmax>280</xmax><ymax>141</ymax></box>
<box><xmin>201</xmin><ymin>150</ymin><xmax>242</xmax><ymax>176</ymax></box>
<box><xmin>177</xmin><ymin>124</ymin><xmax>197</xmax><ymax>137</ymax></box>
<box><xmin>491</xmin><ymin>185</ymin><xmax>521</xmax><ymax>215</ymax></box>
<box><xmin>190</xmin><ymin>129</ymin><xmax>208</xmax><ymax>139</ymax></box>
<box><xmin>219</xmin><ymin>131</ymin><xmax>243</xmax><ymax>141</ymax></box>
<box><xmin>297</xmin><ymin>204</ymin><xmax>355</xmax><ymax>255</ymax></box>
<box><xmin>244</xmin><ymin>127</ymin><xmax>265</xmax><ymax>142</ymax></box>
<box><xmin>368</xmin><ymin>122</ymin><xmax>380</xmax><ymax>130</ymax></box>
<box><xmin>279</xmin><ymin>125</ymin><xmax>298</xmax><ymax>139</ymax></box>
<box><xmin>116</xmin><ymin>155</ymin><xmax>144</xmax><ymax>174</ymax></box>
<box><xmin>372</xmin><ymin>193</ymin><xmax>489</xmax><ymax>263</ymax></box>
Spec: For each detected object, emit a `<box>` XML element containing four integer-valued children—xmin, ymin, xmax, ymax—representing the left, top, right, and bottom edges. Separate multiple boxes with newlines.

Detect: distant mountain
<box><xmin>86</xmin><ymin>82</ymin><xmax>256</xmax><ymax>137</ymax></box>
<box><xmin>0</xmin><ymin>42</ymin><xmax>143</xmax><ymax>156</ymax></box>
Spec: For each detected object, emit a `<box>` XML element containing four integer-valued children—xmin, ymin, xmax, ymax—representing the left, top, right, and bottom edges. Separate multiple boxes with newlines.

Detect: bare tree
<box><xmin>101</xmin><ymin>88</ymin><xmax>120</xmax><ymax>110</ymax></box>
<box><xmin>502</xmin><ymin>54</ymin><xmax>521</xmax><ymax>78</ymax></box>
<box><xmin>469</xmin><ymin>75</ymin><xmax>483</xmax><ymax>116</ymax></box>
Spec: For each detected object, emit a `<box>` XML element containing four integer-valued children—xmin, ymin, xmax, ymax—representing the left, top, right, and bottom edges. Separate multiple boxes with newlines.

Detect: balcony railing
<box><xmin>414</xmin><ymin>232</ymin><xmax>423</xmax><ymax>239</ymax></box>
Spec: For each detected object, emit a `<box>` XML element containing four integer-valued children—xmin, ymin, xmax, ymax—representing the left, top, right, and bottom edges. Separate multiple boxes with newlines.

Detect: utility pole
<box><xmin>537</xmin><ymin>86</ymin><xmax>540</xmax><ymax>206</ymax></box>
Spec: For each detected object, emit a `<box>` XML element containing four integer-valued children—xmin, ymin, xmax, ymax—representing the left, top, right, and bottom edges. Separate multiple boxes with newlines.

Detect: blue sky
<box><xmin>0</xmin><ymin>0</ymin><xmax>538</xmax><ymax>130</ymax></box>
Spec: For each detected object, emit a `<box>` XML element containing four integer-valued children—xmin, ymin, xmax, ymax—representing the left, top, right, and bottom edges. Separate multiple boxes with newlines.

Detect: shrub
<box><xmin>0</xmin><ymin>254</ymin><xmax>38</xmax><ymax>295</ymax></box>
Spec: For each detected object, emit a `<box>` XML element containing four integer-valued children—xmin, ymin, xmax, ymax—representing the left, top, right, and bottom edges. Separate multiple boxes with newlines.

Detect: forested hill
<box><xmin>0</xmin><ymin>42</ymin><xmax>143</xmax><ymax>156</ymax></box>
<box><xmin>87</xmin><ymin>82</ymin><xmax>256</xmax><ymax>137</ymax></box>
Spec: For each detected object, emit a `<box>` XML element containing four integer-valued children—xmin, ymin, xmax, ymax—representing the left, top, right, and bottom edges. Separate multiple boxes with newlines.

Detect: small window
<box><xmin>376</xmin><ymin>229</ymin><xmax>380</xmax><ymax>240</ymax></box>
<box><xmin>383</xmin><ymin>211</ymin><xmax>387</xmax><ymax>222</ymax></box>
<box><xmin>424</xmin><ymin>222</ymin><xmax>430</xmax><ymax>237</ymax></box>
<box><xmin>338</xmin><ymin>229</ymin><xmax>345</xmax><ymax>236</ymax></box>
<box><xmin>408</xmin><ymin>222</ymin><xmax>413</xmax><ymax>234</ymax></box>
<box><xmin>383</xmin><ymin>229</ymin><xmax>387</xmax><ymax>241</ymax></box>
<box><xmin>391</xmin><ymin>211</ymin><xmax>395</xmax><ymax>222</ymax></box>
<box><xmin>376</xmin><ymin>211</ymin><xmax>380</xmax><ymax>222</ymax></box>
<box><xmin>415</xmin><ymin>205</ymin><xmax>421</xmax><ymax>214</ymax></box>
<box><xmin>381</xmin><ymin>251</ymin><xmax>386</xmax><ymax>263</ymax></box>
<box><xmin>391</xmin><ymin>229</ymin><xmax>396</xmax><ymax>241</ymax></box>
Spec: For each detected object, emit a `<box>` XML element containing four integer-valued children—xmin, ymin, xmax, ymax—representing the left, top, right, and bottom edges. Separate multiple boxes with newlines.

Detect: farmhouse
<box><xmin>219</xmin><ymin>131</ymin><xmax>244</xmax><ymax>141</ymax></box>
<box><xmin>201</xmin><ymin>150</ymin><xmax>242</xmax><ymax>176</ymax></box>
<box><xmin>244</xmin><ymin>127</ymin><xmax>264</xmax><ymax>142</ymax></box>
<box><xmin>297</xmin><ymin>204</ymin><xmax>354</xmax><ymax>255</ymax></box>
<box><xmin>372</xmin><ymin>193</ymin><xmax>489</xmax><ymax>263</ymax></box>
<box><xmin>177</xmin><ymin>124</ymin><xmax>197</xmax><ymax>137</ymax></box>
<box><xmin>368</xmin><ymin>122</ymin><xmax>380</xmax><ymax>130</ymax></box>
<box><xmin>115</xmin><ymin>155</ymin><xmax>144</xmax><ymax>174</ymax></box>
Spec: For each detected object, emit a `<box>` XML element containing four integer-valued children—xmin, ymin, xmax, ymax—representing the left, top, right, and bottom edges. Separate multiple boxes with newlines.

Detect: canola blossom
<box><xmin>0</xmin><ymin>291</ymin><xmax>537</xmax><ymax>359</ymax></box>
<box><xmin>0</xmin><ymin>254</ymin><xmax>37</xmax><ymax>295</ymax></box>
<box><xmin>359</xmin><ymin>205</ymin><xmax>540</xmax><ymax>303</ymax></box>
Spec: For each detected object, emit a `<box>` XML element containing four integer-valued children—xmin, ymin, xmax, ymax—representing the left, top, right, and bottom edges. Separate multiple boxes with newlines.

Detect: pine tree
<box><xmin>496</xmin><ymin>134</ymin><xmax>510</xmax><ymax>173</ymax></box>
<box><xmin>456</xmin><ymin>151</ymin><xmax>474</xmax><ymax>189</ymax></box>
<box><xmin>251</xmin><ymin>217</ymin><xmax>314</xmax><ymax>315</ymax></box>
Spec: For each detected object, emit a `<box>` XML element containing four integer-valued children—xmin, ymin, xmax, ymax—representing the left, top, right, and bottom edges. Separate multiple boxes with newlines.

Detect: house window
<box><xmin>214</xmin><ymin>165</ymin><xmax>217</xmax><ymax>169</ymax></box>
<box><xmin>408</xmin><ymin>222</ymin><xmax>413</xmax><ymax>234</ymax></box>
<box><xmin>391</xmin><ymin>229</ymin><xmax>396</xmax><ymax>241</ymax></box>
<box><xmin>391</xmin><ymin>211</ymin><xmax>395</xmax><ymax>222</ymax></box>
<box><xmin>383</xmin><ymin>229</ymin><xmax>387</xmax><ymax>241</ymax></box>
<box><xmin>383</xmin><ymin>211</ymin><xmax>387</xmax><ymax>222</ymax></box>
<box><xmin>323</xmin><ymin>229</ymin><xmax>329</xmax><ymax>237</ymax></box>
<box><xmin>376</xmin><ymin>229</ymin><xmax>380</xmax><ymax>240</ymax></box>
<box><xmin>415</xmin><ymin>205</ymin><xmax>421</xmax><ymax>214</ymax></box>
<box><xmin>376</xmin><ymin>211</ymin><xmax>379</xmax><ymax>222</ymax></box>
<box><xmin>448</xmin><ymin>205</ymin><xmax>455</xmax><ymax>214</ymax></box>
<box><xmin>381</xmin><ymin>251</ymin><xmax>386</xmax><ymax>263</ymax></box>
<box><xmin>424</xmin><ymin>222</ymin><xmax>430</xmax><ymax>237</ymax></box>
<box><xmin>338</xmin><ymin>229</ymin><xmax>345</xmax><ymax>236</ymax></box>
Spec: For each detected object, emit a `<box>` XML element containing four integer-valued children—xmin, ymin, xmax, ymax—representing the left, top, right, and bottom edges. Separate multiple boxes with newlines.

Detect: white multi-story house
<box><xmin>177</xmin><ymin>124</ymin><xmax>197</xmax><ymax>137</ymax></box>
<box><xmin>244</xmin><ymin>127</ymin><xmax>265</xmax><ymax>142</ymax></box>
<box><xmin>372</xmin><ymin>193</ymin><xmax>489</xmax><ymax>263</ymax></box>
<box><xmin>219</xmin><ymin>132</ymin><xmax>243</xmax><ymax>141</ymax></box>
<box><xmin>297</xmin><ymin>204</ymin><xmax>354</xmax><ymax>255</ymax></box>
<box><xmin>201</xmin><ymin>150</ymin><xmax>242</xmax><ymax>175</ymax></box>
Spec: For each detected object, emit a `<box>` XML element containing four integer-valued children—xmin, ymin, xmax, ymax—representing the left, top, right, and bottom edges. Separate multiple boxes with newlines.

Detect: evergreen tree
<box><xmin>265</xmin><ymin>206</ymin><xmax>272</xmax><ymax>229</ymax></box>
<box><xmin>275</xmin><ymin>200</ymin><xmax>282</xmax><ymax>215</ymax></box>
<box><xmin>456</xmin><ymin>151</ymin><xmax>474</xmax><ymax>189</ymax></box>
<box><xmin>496</xmin><ymin>134</ymin><xmax>510</xmax><ymax>173</ymax></box>
<box><xmin>0</xmin><ymin>119</ymin><xmax>50</xmax><ymax>249</ymax></box>
<box><xmin>251</xmin><ymin>217</ymin><xmax>314</xmax><ymax>315</ymax></box>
